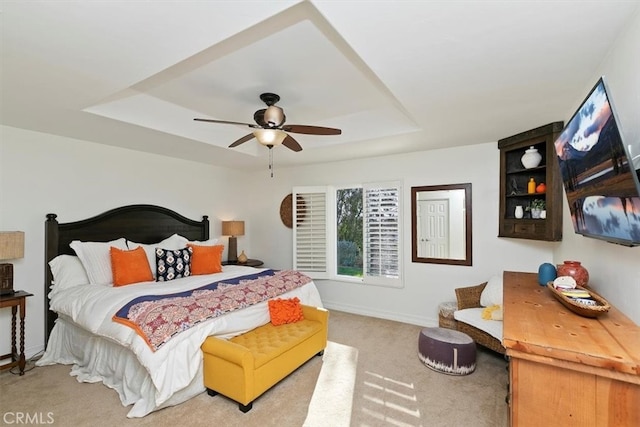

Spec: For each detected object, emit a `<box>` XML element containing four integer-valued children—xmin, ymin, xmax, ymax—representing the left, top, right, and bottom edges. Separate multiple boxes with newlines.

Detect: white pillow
<box><xmin>159</xmin><ymin>233</ymin><xmax>189</xmax><ymax>249</ymax></box>
<box><xmin>70</xmin><ymin>238</ymin><xmax>128</xmax><ymax>285</ymax></box>
<box><xmin>48</xmin><ymin>255</ymin><xmax>89</xmax><ymax>294</ymax></box>
<box><xmin>127</xmin><ymin>234</ymin><xmax>190</xmax><ymax>278</ymax></box>
<box><xmin>189</xmin><ymin>238</ymin><xmax>219</xmax><ymax>246</ymax></box>
<box><xmin>480</xmin><ymin>275</ymin><xmax>503</xmax><ymax>307</ymax></box>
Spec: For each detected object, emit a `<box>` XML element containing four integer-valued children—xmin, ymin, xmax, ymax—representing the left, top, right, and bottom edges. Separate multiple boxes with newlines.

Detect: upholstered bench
<box><xmin>201</xmin><ymin>305</ymin><xmax>329</xmax><ymax>412</ymax></box>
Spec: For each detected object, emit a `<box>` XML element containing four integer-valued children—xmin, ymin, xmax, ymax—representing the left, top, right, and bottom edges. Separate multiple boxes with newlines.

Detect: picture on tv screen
<box><xmin>554</xmin><ymin>78</ymin><xmax>640</xmax><ymax>246</ymax></box>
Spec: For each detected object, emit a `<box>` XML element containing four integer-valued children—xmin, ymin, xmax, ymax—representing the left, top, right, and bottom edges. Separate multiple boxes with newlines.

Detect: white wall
<box><xmin>0</xmin><ymin>126</ymin><xmax>245</xmax><ymax>357</ymax></box>
<box><xmin>240</xmin><ymin>142</ymin><xmax>556</xmax><ymax>326</ymax></box>
<box><xmin>554</xmin><ymin>10</ymin><xmax>640</xmax><ymax>324</ymax></box>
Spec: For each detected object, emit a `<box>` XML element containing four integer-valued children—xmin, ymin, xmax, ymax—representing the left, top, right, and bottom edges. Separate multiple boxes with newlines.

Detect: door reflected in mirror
<box><xmin>411</xmin><ymin>183</ymin><xmax>472</xmax><ymax>266</ymax></box>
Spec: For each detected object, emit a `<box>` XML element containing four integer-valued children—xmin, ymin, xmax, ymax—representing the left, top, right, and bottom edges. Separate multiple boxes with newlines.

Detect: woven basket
<box><xmin>438</xmin><ymin>301</ymin><xmax>458</xmax><ymax>329</ymax></box>
<box><xmin>547</xmin><ymin>283</ymin><xmax>610</xmax><ymax>318</ymax></box>
<box><xmin>439</xmin><ymin>314</ymin><xmax>457</xmax><ymax>329</ymax></box>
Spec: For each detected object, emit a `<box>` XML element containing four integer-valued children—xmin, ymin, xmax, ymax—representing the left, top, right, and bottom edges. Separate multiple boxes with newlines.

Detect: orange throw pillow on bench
<box><xmin>110</xmin><ymin>246</ymin><xmax>153</xmax><ymax>287</ymax></box>
<box><xmin>268</xmin><ymin>297</ymin><xmax>304</xmax><ymax>326</ymax></box>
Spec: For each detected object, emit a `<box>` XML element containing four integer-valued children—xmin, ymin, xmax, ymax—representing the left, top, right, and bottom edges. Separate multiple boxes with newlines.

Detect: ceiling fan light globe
<box><xmin>253</xmin><ymin>129</ymin><xmax>287</xmax><ymax>146</ymax></box>
<box><xmin>264</xmin><ymin>106</ymin><xmax>284</xmax><ymax>127</ymax></box>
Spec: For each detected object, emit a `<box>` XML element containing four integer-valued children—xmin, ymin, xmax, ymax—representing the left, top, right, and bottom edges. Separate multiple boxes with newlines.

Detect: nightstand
<box><xmin>0</xmin><ymin>291</ymin><xmax>33</xmax><ymax>375</ymax></box>
<box><xmin>223</xmin><ymin>259</ymin><xmax>264</xmax><ymax>268</ymax></box>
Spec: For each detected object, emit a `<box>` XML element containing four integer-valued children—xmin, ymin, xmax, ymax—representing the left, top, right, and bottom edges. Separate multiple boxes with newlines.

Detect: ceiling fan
<box><xmin>193</xmin><ymin>92</ymin><xmax>342</xmax><ymax>152</ymax></box>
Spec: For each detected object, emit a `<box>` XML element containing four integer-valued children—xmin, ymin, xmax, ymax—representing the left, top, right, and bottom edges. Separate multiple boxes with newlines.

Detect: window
<box><xmin>336</xmin><ymin>187</ymin><xmax>363</xmax><ymax>278</ymax></box>
<box><xmin>293</xmin><ymin>181</ymin><xmax>402</xmax><ymax>288</ymax></box>
<box><xmin>363</xmin><ymin>184</ymin><xmax>401</xmax><ymax>285</ymax></box>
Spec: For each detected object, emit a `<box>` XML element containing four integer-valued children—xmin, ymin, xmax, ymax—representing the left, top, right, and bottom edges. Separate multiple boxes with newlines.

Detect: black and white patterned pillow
<box><xmin>156</xmin><ymin>247</ymin><xmax>192</xmax><ymax>282</ymax></box>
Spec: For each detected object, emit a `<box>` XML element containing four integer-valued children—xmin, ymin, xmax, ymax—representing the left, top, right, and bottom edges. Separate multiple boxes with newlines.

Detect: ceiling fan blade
<box><xmin>282</xmin><ymin>135</ymin><xmax>303</xmax><ymax>152</ymax></box>
<box><xmin>194</xmin><ymin>118</ymin><xmax>259</xmax><ymax>128</ymax></box>
<box><xmin>282</xmin><ymin>124</ymin><xmax>342</xmax><ymax>135</ymax></box>
<box><xmin>229</xmin><ymin>133</ymin><xmax>256</xmax><ymax>148</ymax></box>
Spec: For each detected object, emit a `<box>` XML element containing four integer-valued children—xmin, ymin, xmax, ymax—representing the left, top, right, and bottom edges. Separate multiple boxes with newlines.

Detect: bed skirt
<box><xmin>37</xmin><ymin>315</ymin><xmax>205</xmax><ymax>417</ymax></box>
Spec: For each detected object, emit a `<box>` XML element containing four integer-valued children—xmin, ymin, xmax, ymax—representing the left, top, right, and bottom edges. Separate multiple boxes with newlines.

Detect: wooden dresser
<box><xmin>503</xmin><ymin>271</ymin><xmax>640</xmax><ymax>427</ymax></box>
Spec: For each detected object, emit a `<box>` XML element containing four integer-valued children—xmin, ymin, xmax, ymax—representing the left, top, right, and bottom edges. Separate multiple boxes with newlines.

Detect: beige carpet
<box><xmin>0</xmin><ymin>310</ymin><xmax>508</xmax><ymax>426</ymax></box>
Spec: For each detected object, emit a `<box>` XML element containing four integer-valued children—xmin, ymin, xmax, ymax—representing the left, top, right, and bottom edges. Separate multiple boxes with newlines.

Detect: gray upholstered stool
<box><xmin>418</xmin><ymin>327</ymin><xmax>476</xmax><ymax>375</ymax></box>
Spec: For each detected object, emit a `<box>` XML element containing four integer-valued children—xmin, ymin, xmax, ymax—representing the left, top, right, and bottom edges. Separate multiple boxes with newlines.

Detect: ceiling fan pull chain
<box><xmin>269</xmin><ymin>145</ymin><xmax>274</xmax><ymax>178</ymax></box>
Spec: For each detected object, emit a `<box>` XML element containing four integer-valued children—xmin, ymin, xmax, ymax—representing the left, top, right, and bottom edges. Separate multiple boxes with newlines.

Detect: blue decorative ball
<box><xmin>538</xmin><ymin>263</ymin><xmax>557</xmax><ymax>286</ymax></box>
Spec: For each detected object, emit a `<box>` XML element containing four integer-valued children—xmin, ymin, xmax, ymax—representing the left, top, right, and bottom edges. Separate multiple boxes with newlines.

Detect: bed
<box><xmin>36</xmin><ymin>204</ymin><xmax>323</xmax><ymax>417</ymax></box>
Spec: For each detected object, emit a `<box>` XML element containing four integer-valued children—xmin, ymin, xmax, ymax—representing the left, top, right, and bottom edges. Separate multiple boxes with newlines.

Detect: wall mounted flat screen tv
<box><xmin>554</xmin><ymin>77</ymin><xmax>640</xmax><ymax>246</ymax></box>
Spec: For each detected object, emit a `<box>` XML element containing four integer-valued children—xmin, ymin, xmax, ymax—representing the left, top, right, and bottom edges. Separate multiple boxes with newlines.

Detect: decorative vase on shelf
<box><xmin>521</xmin><ymin>146</ymin><xmax>542</xmax><ymax>169</ymax></box>
<box><xmin>237</xmin><ymin>250</ymin><xmax>248</xmax><ymax>264</ymax></box>
<box><xmin>556</xmin><ymin>260</ymin><xmax>589</xmax><ymax>287</ymax></box>
<box><xmin>515</xmin><ymin>205</ymin><xmax>524</xmax><ymax>219</ymax></box>
<box><xmin>527</xmin><ymin>178</ymin><xmax>536</xmax><ymax>194</ymax></box>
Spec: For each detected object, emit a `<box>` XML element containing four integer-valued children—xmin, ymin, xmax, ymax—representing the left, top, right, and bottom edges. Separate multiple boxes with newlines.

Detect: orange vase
<box><xmin>556</xmin><ymin>260</ymin><xmax>589</xmax><ymax>287</ymax></box>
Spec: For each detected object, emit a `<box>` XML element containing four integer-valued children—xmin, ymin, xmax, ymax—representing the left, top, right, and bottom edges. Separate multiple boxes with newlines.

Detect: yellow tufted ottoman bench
<box><xmin>201</xmin><ymin>305</ymin><xmax>329</xmax><ymax>412</ymax></box>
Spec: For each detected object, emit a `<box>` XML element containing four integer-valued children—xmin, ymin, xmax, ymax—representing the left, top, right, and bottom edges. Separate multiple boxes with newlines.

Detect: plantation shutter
<box><xmin>293</xmin><ymin>187</ymin><xmax>329</xmax><ymax>279</ymax></box>
<box><xmin>363</xmin><ymin>182</ymin><xmax>401</xmax><ymax>286</ymax></box>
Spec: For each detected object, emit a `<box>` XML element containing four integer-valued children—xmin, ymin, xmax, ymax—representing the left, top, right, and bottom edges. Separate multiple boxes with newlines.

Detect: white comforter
<box><xmin>37</xmin><ymin>266</ymin><xmax>323</xmax><ymax>417</ymax></box>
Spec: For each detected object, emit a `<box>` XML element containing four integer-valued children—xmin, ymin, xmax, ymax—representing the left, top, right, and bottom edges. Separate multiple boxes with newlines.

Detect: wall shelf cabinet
<box><xmin>498</xmin><ymin>122</ymin><xmax>564</xmax><ymax>241</ymax></box>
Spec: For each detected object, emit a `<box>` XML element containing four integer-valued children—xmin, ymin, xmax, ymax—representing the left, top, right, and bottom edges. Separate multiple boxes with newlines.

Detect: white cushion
<box><xmin>48</xmin><ymin>255</ymin><xmax>89</xmax><ymax>295</ymax></box>
<box><xmin>189</xmin><ymin>238</ymin><xmax>218</xmax><ymax>246</ymax></box>
<box><xmin>480</xmin><ymin>275</ymin><xmax>503</xmax><ymax>307</ymax></box>
<box><xmin>159</xmin><ymin>233</ymin><xmax>189</xmax><ymax>249</ymax></box>
<box><xmin>454</xmin><ymin>308</ymin><xmax>503</xmax><ymax>342</ymax></box>
<box><xmin>127</xmin><ymin>234</ymin><xmax>190</xmax><ymax>278</ymax></box>
<box><xmin>70</xmin><ymin>238</ymin><xmax>128</xmax><ymax>285</ymax></box>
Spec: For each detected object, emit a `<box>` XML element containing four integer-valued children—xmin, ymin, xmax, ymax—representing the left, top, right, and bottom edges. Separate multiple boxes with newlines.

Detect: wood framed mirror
<box><xmin>411</xmin><ymin>183</ymin><xmax>472</xmax><ymax>266</ymax></box>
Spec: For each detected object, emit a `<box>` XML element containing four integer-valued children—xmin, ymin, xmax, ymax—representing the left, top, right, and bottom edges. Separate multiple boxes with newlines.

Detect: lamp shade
<box><xmin>253</xmin><ymin>129</ymin><xmax>287</xmax><ymax>146</ymax></box>
<box><xmin>263</xmin><ymin>106</ymin><xmax>285</xmax><ymax>127</ymax></box>
<box><xmin>222</xmin><ymin>221</ymin><xmax>245</xmax><ymax>237</ymax></box>
<box><xmin>0</xmin><ymin>231</ymin><xmax>24</xmax><ymax>260</ymax></box>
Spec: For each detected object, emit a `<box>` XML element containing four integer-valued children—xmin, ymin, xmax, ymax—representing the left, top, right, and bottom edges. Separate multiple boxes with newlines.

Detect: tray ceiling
<box><xmin>2</xmin><ymin>1</ymin><xmax>638</xmax><ymax>171</ymax></box>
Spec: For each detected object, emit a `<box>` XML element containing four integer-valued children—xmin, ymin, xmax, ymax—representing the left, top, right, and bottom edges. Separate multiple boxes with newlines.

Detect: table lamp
<box><xmin>222</xmin><ymin>221</ymin><xmax>244</xmax><ymax>263</ymax></box>
<box><xmin>0</xmin><ymin>231</ymin><xmax>25</xmax><ymax>295</ymax></box>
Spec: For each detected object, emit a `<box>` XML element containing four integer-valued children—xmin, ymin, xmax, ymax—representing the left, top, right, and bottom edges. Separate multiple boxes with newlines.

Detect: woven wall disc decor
<box><xmin>280</xmin><ymin>194</ymin><xmax>293</xmax><ymax>228</ymax></box>
<box><xmin>279</xmin><ymin>193</ymin><xmax>306</xmax><ymax>228</ymax></box>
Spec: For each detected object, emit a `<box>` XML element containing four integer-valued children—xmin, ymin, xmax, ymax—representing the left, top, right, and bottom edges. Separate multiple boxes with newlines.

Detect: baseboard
<box><xmin>321</xmin><ymin>300</ymin><xmax>438</xmax><ymax>328</ymax></box>
<box><xmin>26</xmin><ymin>344</ymin><xmax>45</xmax><ymax>361</ymax></box>
<box><xmin>0</xmin><ymin>345</ymin><xmax>44</xmax><ymax>373</ymax></box>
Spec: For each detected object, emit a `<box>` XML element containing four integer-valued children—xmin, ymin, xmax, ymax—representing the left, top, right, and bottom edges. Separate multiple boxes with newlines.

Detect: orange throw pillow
<box><xmin>268</xmin><ymin>297</ymin><xmax>304</xmax><ymax>326</ymax></box>
<box><xmin>110</xmin><ymin>246</ymin><xmax>153</xmax><ymax>287</ymax></box>
<box><xmin>188</xmin><ymin>244</ymin><xmax>224</xmax><ymax>275</ymax></box>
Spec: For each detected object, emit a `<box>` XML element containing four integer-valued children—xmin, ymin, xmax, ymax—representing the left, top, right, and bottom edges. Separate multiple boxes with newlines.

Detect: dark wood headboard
<box><xmin>44</xmin><ymin>204</ymin><xmax>209</xmax><ymax>344</ymax></box>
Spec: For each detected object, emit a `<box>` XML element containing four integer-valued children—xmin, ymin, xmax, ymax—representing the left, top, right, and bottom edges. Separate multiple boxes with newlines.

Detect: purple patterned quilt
<box><xmin>112</xmin><ymin>269</ymin><xmax>312</xmax><ymax>351</ymax></box>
